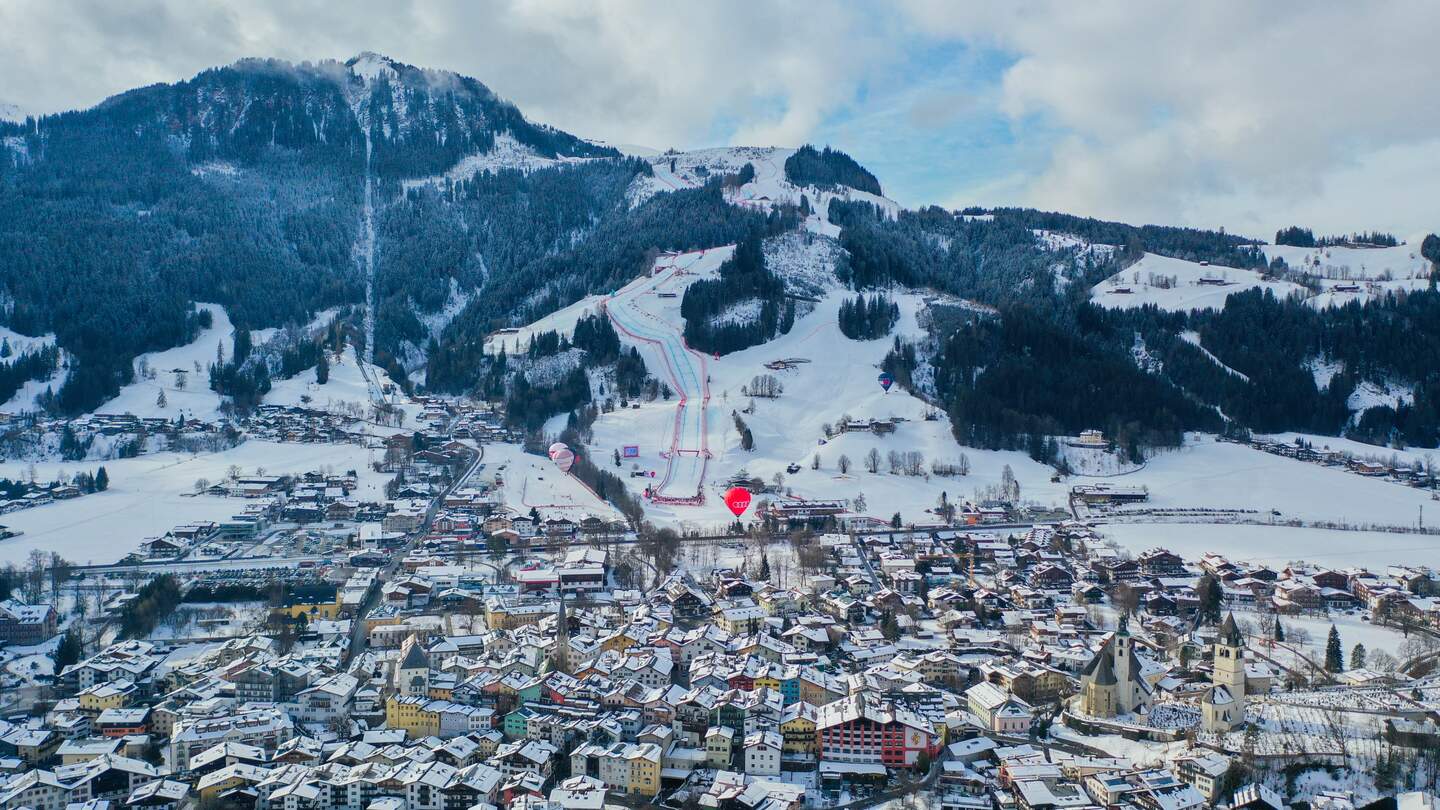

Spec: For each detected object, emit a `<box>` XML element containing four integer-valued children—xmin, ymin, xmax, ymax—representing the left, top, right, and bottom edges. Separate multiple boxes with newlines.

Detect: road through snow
<box><xmin>605</xmin><ymin>251</ymin><xmax>714</xmax><ymax>505</ymax></box>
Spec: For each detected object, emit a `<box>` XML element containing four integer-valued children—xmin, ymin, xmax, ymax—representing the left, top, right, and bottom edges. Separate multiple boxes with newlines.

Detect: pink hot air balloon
<box><xmin>548</xmin><ymin>442</ymin><xmax>576</xmax><ymax>473</ymax></box>
<box><xmin>723</xmin><ymin>487</ymin><xmax>752</xmax><ymax>517</ymax></box>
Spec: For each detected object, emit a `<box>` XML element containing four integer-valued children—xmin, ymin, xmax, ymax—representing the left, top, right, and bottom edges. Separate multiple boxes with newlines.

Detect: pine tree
<box><xmin>1272</xmin><ymin>616</ymin><xmax>1284</xmax><ymax>643</ymax></box>
<box><xmin>1197</xmin><ymin>575</ymin><xmax>1223</xmax><ymax>624</ymax></box>
<box><xmin>156</xmin><ymin>389</ymin><xmax>167</xmax><ymax>408</ymax></box>
<box><xmin>54</xmin><ymin>627</ymin><xmax>83</xmax><ymax>672</ymax></box>
<box><xmin>1325</xmin><ymin>624</ymin><xmax>1344</xmax><ymax>673</ymax></box>
<box><xmin>758</xmin><ymin>554</ymin><xmax>770</xmax><ymax>581</ymax></box>
<box><xmin>95</xmin><ymin>467</ymin><xmax>109</xmax><ymax>492</ymax></box>
<box><xmin>1350</xmin><ymin>643</ymin><xmax>1367</xmax><ymax>670</ymax></box>
<box><xmin>316</xmin><ymin>351</ymin><xmax>330</xmax><ymax>385</ymax></box>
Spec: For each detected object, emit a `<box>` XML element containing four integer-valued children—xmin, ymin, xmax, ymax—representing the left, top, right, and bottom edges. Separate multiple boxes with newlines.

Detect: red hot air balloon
<box><xmin>723</xmin><ymin>487</ymin><xmax>752</xmax><ymax>517</ymax></box>
<box><xmin>547</xmin><ymin>443</ymin><xmax>576</xmax><ymax>473</ymax></box>
<box><xmin>878</xmin><ymin>372</ymin><xmax>894</xmax><ymax>393</ymax></box>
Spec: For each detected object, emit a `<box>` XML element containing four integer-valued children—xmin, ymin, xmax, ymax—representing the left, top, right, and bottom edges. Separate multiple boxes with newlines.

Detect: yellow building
<box><xmin>599</xmin><ymin>628</ymin><xmax>642</xmax><ymax>654</ymax></box>
<box><xmin>386</xmin><ymin>695</ymin><xmax>440</xmax><ymax>737</ymax></box>
<box><xmin>197</xmin><ymin>764</ymin><xmax>269</xmax><ymax>800</ymax></box>
<box><xmin>78</xmin><ymin>681</ymin><xmax>134</xmax><ymax>715</ymax></box>
<box><xmin>273</xmin><ymin>585</ymin><xmax>344</xmax><ymax>620</ymax></box>
<box><xmin>626</xmin><ymin>743</ymin><xmax>661</xmax><ymax>797</ymax></box>
<box><xmin>779</xmin><ymin>703</ymin><xmax>817</xmax><ymax>755</ymax></box>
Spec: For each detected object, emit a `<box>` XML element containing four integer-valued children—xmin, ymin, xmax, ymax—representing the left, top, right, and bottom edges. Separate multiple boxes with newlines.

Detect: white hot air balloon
<box><xmin>547</xmin><ymin>442</ymin><xmax>576</xmax><ymax>473</ymax></box>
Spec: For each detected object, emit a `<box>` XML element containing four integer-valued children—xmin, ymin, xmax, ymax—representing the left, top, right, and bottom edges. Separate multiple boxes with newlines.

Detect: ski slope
<box><xmin>587</xmin><ymin>261</ymin><xmax>1071</xmax><ymax>529</ymax></box>
<box><xmin>603</xmin><ymin>249</ymin><xmax>727</xmax><ymax>505</ymax></box>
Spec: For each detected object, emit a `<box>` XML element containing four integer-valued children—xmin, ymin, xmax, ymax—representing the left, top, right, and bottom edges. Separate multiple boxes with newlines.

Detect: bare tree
<box><xmin>904</xmin><ymin>451</ymin><xmax>924</xmax><ymax>476</ymax></box>
<box><xmin>749</xmin><ymin>374</ymin><xmax>783</xmax><ymax>398</ymax></box>
<box><xmin>837</xmin><ymin>454</ymin><xmax>851</xmax><ymax>474</ymax></box>
<box><xmin>865</xmin><ymin>448</ymin><xmax>881</xmax><ymax>474</ymax></box>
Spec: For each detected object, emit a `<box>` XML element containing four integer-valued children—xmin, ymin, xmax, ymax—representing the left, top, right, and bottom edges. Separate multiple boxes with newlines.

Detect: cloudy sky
<box><xmin>2</xmin><ymin>0</ymin><xmax>1436</xmax><ymax>240</ymax></box>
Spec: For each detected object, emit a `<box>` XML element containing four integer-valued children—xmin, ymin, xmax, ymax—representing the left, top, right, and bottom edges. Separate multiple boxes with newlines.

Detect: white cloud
<box><xmin>0</xmin><ymin>0</ymin><xmax>1434</xmax><ymax>237</ymax></box>
<box><xmin>0</xmin><ymin>0</ymin><xmax>895</xmax><ymax>152</ymax></box>
<box><xmin>900</xmin><ymin>0</ymin><xmax>1440</xmax><ymax>236</ymax></box>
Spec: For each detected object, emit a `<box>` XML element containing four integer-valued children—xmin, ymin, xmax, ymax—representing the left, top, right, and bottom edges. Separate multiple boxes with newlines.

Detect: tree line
<box><xmin>837</xmin><ymin>293</ymin><xmax>900</xmax><ymax>340</ymax></box>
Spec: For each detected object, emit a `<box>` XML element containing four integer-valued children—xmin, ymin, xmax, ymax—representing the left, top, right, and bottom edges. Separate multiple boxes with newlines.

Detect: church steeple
<box><xmin>1219</xmin><ymin>612</ymin><xmax>1243</xmax><ymax>649</ymax></box>
<box><xmin>552</xmin><ymin>592</ymin><xmax>571</xmax><ymax>674</ymax></box>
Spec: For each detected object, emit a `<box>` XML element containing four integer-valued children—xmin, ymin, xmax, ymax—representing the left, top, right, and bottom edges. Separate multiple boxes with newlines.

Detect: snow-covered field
<box><xmin>478</xmin><ymin>443</ymin><xmax>621</xmax><ymax>523</ymax></box>
<box><xmin>1258</xmin><ymin>609</ymin><xmax>1413</xmax><ymax>661</ymax></box>
<box><xmin>1262</xmin><ymin>242</ymin><xmax>1431</xmax><ymax>282</ymax></box>
<box><xmin>1090</xmin><ymin>253</ymin><xmax>1307</xmax><ymax>312</ymax></box>
<box><xmin>1100</xmin><ymin>522</ymin><xmax>1438</xmax><ymax>569</ymax></box>
<box><xmin>1265</xmin><ymin>242</ymin><xmax>1430</xmax><ymax>309</ymax></box>
<box><xmin>1084</xmin><ymin>434</ymin><xmax>1440</xmax><ymax>528</ymax></box>
<box><xmin>0</xmin><ymin>440</ymin><xmax>389</xmax><ymax>565</ymax></box>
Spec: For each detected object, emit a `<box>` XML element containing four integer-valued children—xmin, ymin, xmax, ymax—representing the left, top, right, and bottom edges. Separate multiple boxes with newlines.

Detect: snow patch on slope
<box><xmin>483</xmin><ymin>294</ymin><xmax>607</xmax><ymax>357</ymax></box>
<box><xmin>1347</xmin><ymin>380</ymin><xmax>1413</xmax><ymax>417</ymax></box>
<box><xmin>712</xmin><ymin>299</ymin><xmax>763</xmax><ymax>327</ymax></box>
<box><xmin>764</xmin><ymin>231</ymin><xmax>842</xmax><ymax>296</ymax></box>
<box><xmin>403</xmin><ymin>133</ymin><xmax>592</xmax><ymax>192</ymax></box>
<box><xmin>1307</xmin><ymin>357</ymin><xmax>1343</xmax><ymax>390</ymax></box>
<box><xmin>97</xmin><ymin>303</ymin><xmax>236</xmax><ymax>420</ymax></box>
<box><xmin>1090</xmin><ymin>253</ymin><xmax>1307</xmax><ymax>312</ymax></box>
<box><xmin>191</xmin><ymin>161</ymin><xmax>240</xmax><ymax>179</ymax></box>
<box><xmin>630</xmin><ymin>146</ymin><xmax>900</xmax><ymax>240</ymax></box>
<box><xmin>1179</xmin><ymin>330</ymin><xmax>1249</xmax><ymax>382</ymax></box>
<box><xmin>0</xmin><ymin>327</ymin><xmax>65</xmax><ymax>414</ymax></box>
<box><xmin>265</xmin><ymin>344</ymin><xmax>419</xmax><ymax>431</ymax></box>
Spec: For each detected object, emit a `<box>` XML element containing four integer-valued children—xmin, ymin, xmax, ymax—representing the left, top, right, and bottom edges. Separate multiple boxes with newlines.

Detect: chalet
<box><xmin>139</xmin><ymin>536</ymin><xmax>186</xmax><ymax>558</ymax></box>
<box><xmin>0</xmin><ymin>599</ymin><xmax>57</xmax><ymax>645</ymax></box>
<box><xmin>1137</xmin><ymin>548</ymin><xmax>1186</xmax><ymax>577</ymax></box>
